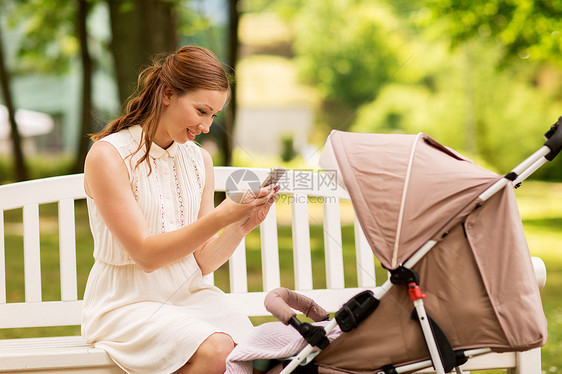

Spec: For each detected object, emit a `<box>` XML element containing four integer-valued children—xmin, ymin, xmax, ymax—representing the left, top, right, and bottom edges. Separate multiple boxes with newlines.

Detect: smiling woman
<box><xmin>81</xmin><ymin>46</ymin><xmax>279</xmax><ymax>374</ymax></box>
<box><xmin>91</xmin><ymin>45</ymin><xmax>230</xmax><ymax>170</ymax></box>
<box><xmin>155</xmin><ymin>88</ymin><xmax>228</xmax><ymax>147</ymax></box>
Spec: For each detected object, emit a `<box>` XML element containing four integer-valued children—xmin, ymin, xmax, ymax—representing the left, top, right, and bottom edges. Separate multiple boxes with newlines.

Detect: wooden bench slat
<box><xmin>0</xmin><ymin>210</ymin><xmax>5</xmax><ymax>304</ymax></box>
<box><xmin>225</xmin><ymin>287</ymin><xmax>369</xmax><ymax>317</ymax></box>
<box><xmin>291</xmin><ymin>193</ymin><xmax>313</xmax><ymax>291</ymax></box>
<box><xmin>260</xmin><ymin>204</ymin><xmax>280</xmax><ymax>292</ymax></box>
<box><xmin>0</xmin><ymin>174</ymin><xmax>86</xmax><ymax>211</ymax></box>
<box><xmin>0</xmin><ymin>301</ymin><xmax>82</xmax><ymax>329</ymax></box>
<box><xmin>0</xmin><ymin>336</ymin><xmax>93</xmax><ymax>350</ymax></box>
<box><xmin>415</xmin><ymin>351</ymin><xmax>518</xmax><ymax>372</ymax></box>
<box><xmin>0</xmin><ymin>336</ymin><xmax>116</xmax><ymax>372</ymax></box>
<box><xmin>23</xmin><ymin>203</ymin><xmax>42</xmax><ymax>303</ymax></box>
<box><xmin>229</xmin><ymin>238</ymin><xmax>248</xmax><ymax>293</ymax></box>
<box><xmin>59</xmin><ymin>199</ymin><xmax>78</xmax><ymax>301</ymax></box>
<box><xmin>354</xmin><ymin>215</ymin><xmax>376</xmax><ymax>288</ymax></box>
<box><xmin>323</xmin><ymin>198</ymin><xmax>345</xmax><ymax>289</ymax></box>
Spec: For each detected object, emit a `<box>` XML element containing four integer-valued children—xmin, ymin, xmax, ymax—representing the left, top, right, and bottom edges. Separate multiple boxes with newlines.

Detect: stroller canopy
<box><xmin>316</xmin><ymin>130</ymin><xmax>546</xmax><ymax>371</ymax></box>
<box><xmin>320</xmin><ymin>131</ymin><xmax>500</xmax><ymax>269</ymax></box>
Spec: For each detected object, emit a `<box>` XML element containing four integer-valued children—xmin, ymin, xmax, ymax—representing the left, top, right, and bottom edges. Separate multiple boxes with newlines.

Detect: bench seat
<box><xmin>0</xmin><ymin>336</ymin><xmax>118</xmax><ymax>373</ymax></box>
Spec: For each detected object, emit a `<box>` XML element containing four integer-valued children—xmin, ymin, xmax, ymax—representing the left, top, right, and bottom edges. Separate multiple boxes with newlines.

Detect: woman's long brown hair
<box><xmin>91</xmin><ymin>46</ymin><xmax>230</xmax><ymax>170</ymax></box>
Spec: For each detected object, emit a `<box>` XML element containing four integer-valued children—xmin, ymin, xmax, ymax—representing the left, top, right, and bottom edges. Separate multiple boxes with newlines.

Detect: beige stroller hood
<box><xmin>315</xmin><ymin>131</ymin><xmax>547</xmax><ymax>372</ymax></box>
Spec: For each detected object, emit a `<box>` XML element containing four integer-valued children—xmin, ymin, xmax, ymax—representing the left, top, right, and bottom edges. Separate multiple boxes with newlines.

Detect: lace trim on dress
<box><xmin>188</xmin><ymin>147</ymin><xmax>203</xmax><ymax>194</ymax></box>
<box><xmin>172</xmin><ymin>158</ymin><xmax>185</xmax><ymax>227</ymax></box>
<box><xmin>151</xmin><ymin>156</ymin><xmax>187</xmax><ymax>232</ymax></box>
<box><xmin>151</xmin><ymin>158</ymin><xmax>167</xmax><ymax>233</ymax></box>
<box><xmin>132</xmin><ymin>176</ymin><xmax>140</xmax><ymax>202</ymax></box>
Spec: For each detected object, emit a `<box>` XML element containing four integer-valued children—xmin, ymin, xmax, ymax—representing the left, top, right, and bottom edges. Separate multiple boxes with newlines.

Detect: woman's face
<box><xmin>154</xmin><ymin>88</ymin><xmax>228</xmax><ymax>149</ymax></box>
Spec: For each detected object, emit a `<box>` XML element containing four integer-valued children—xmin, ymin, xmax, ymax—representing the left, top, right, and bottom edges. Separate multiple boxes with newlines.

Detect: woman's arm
<box><xmin>84</xmin><ymin>141</ymin><xmax>266</xmax><ymax>273</ymax></box>
<box><xmin>194</xmin><ymin>148</ymin><xmax>278</xmax><ymax>275</ymax></box>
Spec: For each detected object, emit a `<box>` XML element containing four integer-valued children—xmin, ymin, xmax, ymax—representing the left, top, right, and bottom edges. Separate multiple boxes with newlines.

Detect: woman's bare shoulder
<box><xmin>85</xmin><ymin>141</ymin><xmax>125</xmax><ymax>173</ymax></box>
<box><xmin>84</xmin><ymin>141</ymin><xmax>130</xmax><ymax>197</ymax></box>
<box><xmin>199</xmin><ymin>146</ymin><xmax>214</xmax><ymax>168</ymax></box>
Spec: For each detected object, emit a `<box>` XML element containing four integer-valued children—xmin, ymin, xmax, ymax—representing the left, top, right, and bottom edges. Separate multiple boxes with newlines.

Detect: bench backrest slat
<box><xmin>59</xmin><ymin>199</ymin><xmax>78</xmax><ymax>301</ymax></box>
<box><xmin>323</xmin><ymin>199</ymin><xmax>345</xmax><ymax>289</ymax></box>
<box><xmin>0</xmin><ymin>211</ymin><xmax>5</xmax><ymax>303</ymax></box>
<box><xmin>291</xmin><ymin>193</ymin><xmax>313</xmax><ymax>291</ymax></box>
<box><xmin>229</xmin><ymin>238</ymin><xmax>248</xmax><ymax>293</ymax></box>
<box><xmin>23</xmin><ymin>204</ymin><xmax>42</xmax><ymax>303</ymax></box>
<box><xmin>260</xmin><ymin>203</ymin><xmax>281</xmax><ymax>292</ymax></box>
<box><xmin>354</xmin><ymin>215</ymin><xmax>376</xmax><ymax>288</ymax></box>
<box><xmin>0</xmin><ymin>175</ymin><xmax>86</xmax><ymax>211</ymax></box>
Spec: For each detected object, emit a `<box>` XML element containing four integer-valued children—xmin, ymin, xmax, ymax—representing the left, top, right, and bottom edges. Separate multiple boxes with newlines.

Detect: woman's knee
<box><xmin>193</xmin><ymin>333</ymin><xmax>235</xmax><ymax>370</ymax></box>
<box><xmin>203</xmin><ymin>333</ymin><xmax>234</xmax><ymax>356</ymax></box>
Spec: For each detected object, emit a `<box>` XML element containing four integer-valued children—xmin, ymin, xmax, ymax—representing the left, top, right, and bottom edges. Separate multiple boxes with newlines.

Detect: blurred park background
<box><xmin>0</xmin><ymin>0</ymin><xmax>561</xmax><ymax>372</ymax></box>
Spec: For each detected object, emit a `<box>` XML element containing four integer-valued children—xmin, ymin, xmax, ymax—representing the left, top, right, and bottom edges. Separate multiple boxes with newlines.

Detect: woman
<box><xmin>81</xmin><ymin>45</ymin><xmax>278</xmax><ymax>374</ymax></box>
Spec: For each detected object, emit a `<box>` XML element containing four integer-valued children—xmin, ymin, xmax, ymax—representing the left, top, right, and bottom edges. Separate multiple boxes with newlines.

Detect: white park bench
<box><xmin>0</xmin><ymin>167</ymin><xmax>546</xmax><ymax>373</ymax></box>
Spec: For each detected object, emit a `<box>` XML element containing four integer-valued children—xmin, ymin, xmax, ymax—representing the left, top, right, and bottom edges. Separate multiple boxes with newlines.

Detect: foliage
<box><xmin>515</xmin><ymin>181</ymin><xmax>562</xmax><ymax>369</ymax></box>
<box><xmin>419</xmin><ymin>0</ymin><xmax>562</xmax><ymax>66</ymax></box>
<box><xmin>256</xmin><ymin>0</ymin><xmax>562</xmax><ymax>179</ymax></box>
<box><xmin>290</xmin><ymin>0</ymin><xmax>405</xmax><ymax>109</ymax></box>
<box><xmin>280</xmin><ymin>135</ymin><xmax>296</xmax><ymax>162</ymax></box>
<box><xmin>352</xmin><ymin>38</ymin><xmax>561</xmax><ymax>175</ymax></box>
<box><xmin>4</xmin><ymin>0</ymin><xmax>84</xmax><ymax>75</ymax></box>
<box><xmin>0</xmin><ymin>154</ymin><xmax>75</xmax><ymax>185</ymax></box>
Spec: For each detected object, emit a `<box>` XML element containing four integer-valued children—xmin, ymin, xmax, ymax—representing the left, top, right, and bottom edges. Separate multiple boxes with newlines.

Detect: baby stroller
<box><xmin>256</xmin><ymin>118</ymin><xmax>561</xmax><ymax>374</ymax></box>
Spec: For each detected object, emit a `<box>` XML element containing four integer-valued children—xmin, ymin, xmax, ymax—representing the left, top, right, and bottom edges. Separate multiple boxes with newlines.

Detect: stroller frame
<box><xmin>279</xmin><ymin>118</ymin><xmax>562</xmax><ymax>374</ymax></box>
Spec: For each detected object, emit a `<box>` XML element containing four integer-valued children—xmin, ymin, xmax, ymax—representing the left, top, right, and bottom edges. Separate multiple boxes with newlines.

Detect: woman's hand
<box><xmin>237</xmin><ymin>185</ymin><xmax>280</xmax><ymax>234</ymax></box>
<box><xmin>216</xmin><ymin>185</ymin><xmax>280</xmax><ymax>234</ymax></box>
<box><xmin>194</xmin><ymin>185</ymin><xmax>280</xmax><ymax>275</ymax></box>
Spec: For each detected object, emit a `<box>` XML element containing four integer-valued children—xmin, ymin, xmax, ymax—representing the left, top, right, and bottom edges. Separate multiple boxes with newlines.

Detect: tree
<box><xmin>4</xmin><ymin>0</ymin><xmax>250</xmax><ymax>172</ymax></box>
<box><xmin>0</xmin><ymin>23</ymin><xmax>28</xmax><ymax>181</ymax></box>
<box><xmin>74</xmin><ymin>0</ymin><xmax>94</xmax><ymax>173</ymax></box>
<box><xmin>419</xmin><ymin>0</ymin><xmax>562</xmax><ymax>179</ymax></box>
<box><xmin>107</xmin><ymin>0</ymin><xmax>178</xmax><ymax>104</ymax></box>
<box><xmin>5</xmin><ymin>0</ymin><xmax>94</xmax><ymax>174</ymax></box>
<box><xmin>421</xmin><ymin>0</ymin><xmax>562</xmax><ymax>66</ymax></box>
<box><xmin>7</xmin><ymin>0</ymin><xmax>180</xmax><ymax>173</ymax></box>
<box><xmin>222</xmin><ymin>0</ymin><xmax>240</xmax><ymax>166</ymax></box>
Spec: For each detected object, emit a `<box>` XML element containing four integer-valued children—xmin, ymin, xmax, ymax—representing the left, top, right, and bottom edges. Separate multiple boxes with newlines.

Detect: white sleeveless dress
<box><xmin>81</xmin><ymin>125</ymin><xmax>254</xmax><ymax>374</ymax></box>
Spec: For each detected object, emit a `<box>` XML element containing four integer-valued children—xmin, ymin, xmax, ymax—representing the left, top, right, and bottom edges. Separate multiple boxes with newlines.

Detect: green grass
<box><xmin>516</xmin><ymin>181</ymin><xmax>562</xmax><ymax>373</ymax></box>
<box><xmin>0</xmin><ymin>181</ymin><xmax>560</xmax><ymax>372</ymax></box>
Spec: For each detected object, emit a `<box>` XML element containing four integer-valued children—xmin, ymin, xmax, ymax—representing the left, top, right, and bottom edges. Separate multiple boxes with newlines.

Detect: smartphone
<box><xmin>228</xmin><ymin>167</ymin><xmax>286</xmax><ymax>203</ymax></box>
<box><xmin>259</xmin><ymin>167</ymin><xmax>286</xmax><ymax>189</ymax></box>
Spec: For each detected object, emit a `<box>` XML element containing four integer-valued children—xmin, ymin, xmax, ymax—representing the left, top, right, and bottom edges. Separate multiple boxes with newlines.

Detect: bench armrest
<box><xmin>532</xmin><ymin>256</ymin><xmax>546</xmax><ymax>289</ymax></box>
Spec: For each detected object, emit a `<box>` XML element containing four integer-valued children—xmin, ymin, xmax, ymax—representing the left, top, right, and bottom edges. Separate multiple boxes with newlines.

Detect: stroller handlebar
<box><xmin>265</xmin><ymin>287</ymin><xmax>329</xmax><ymax>325</ymax></box>
<box><xmin>544</xmin><ymin>116</ymin><xmax>562</xmax><ymax>161</ymax></box>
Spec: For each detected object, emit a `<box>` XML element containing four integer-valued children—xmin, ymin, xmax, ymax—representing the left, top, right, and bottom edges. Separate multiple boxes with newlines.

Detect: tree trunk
<box><xmin>0</xmin><ymin>24</ymin><xmax>28</xmax><ymax>181</ymax></box>
<box><xmin>107</xmin><ymin>0</ymin><xmax>178</xmax><ymax>104</ymax></box>
<box><xmin>73</xmin><ymin>0</ymin><xmax>93</xmax><ymax>173</ymax></box>
<box><xmin>222</xmin><ymin>0</ymin><xmax>240</xmax><ymax>166</ymax></box>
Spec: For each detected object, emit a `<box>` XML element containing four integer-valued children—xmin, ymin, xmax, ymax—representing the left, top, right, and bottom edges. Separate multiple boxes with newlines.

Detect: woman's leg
<box><xmin>177</xmin><ymin>333</ymin><xmax>235</xmax><ymax>374</ymax></box>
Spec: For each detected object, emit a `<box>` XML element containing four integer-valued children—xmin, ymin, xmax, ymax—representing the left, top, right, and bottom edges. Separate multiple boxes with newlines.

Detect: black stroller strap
<box><xmin>410</xmin><ymin>310</ymin><xmax>457</xmax><ymax>372</ymax></box>
<box><xmin>289</xmin><ymin>317</ymin><xmax>330</xmax><ymax>350</ymax></box>
<box><xmin>335</xmin><ymin>290</ymin><xmax>380</xmax><ymax>332</ymax></box>
<box><xmin>544</xmin><ymin>116</ymin><xmax>562</xmax><ymax>161</ymax></box>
